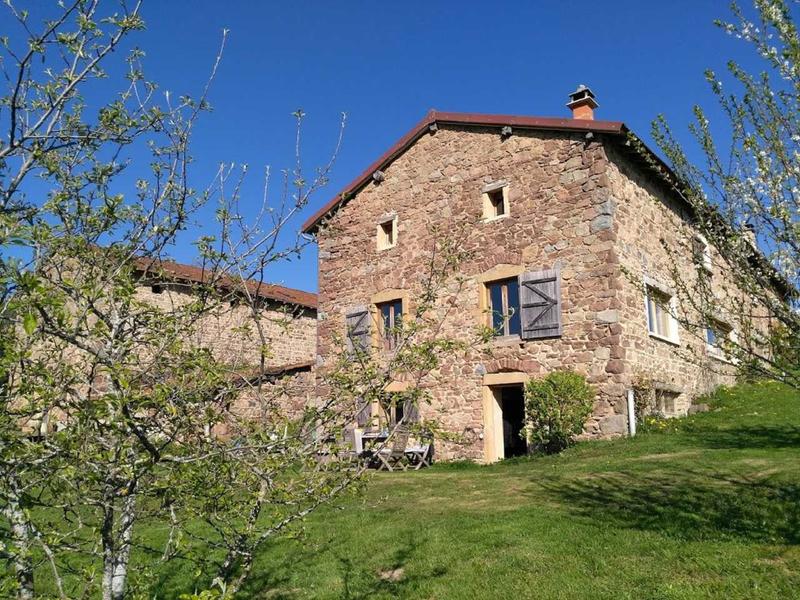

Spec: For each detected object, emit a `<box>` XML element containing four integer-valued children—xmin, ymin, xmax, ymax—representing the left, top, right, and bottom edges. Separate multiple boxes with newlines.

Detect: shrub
<box><xmin>524</xmin><ymin>371</ymin><xmax>594</xmax><ymax>454</ymax></box>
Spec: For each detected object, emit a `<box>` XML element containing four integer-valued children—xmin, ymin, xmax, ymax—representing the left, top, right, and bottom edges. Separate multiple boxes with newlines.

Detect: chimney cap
<box><xmin>567</xmin><ymin>84</ymin><xmax>599</xmax><ymax>109</ymax></box>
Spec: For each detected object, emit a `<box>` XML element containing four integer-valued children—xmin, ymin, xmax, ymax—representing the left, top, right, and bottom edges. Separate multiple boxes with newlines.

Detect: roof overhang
<box><xmin>134</xmin><ymin>257</ymin><xmax>318</xmax><ymax>310</ymax></box>
<box><xmin>300</xmin><ymin>109</ymin><xmax>794</xmax><ymax>300</ymax></box>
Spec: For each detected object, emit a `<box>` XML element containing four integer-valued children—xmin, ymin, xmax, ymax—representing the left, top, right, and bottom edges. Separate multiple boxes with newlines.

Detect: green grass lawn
<box><xmin>27</xmin><ymin>382</ymin><xmax>800</xmax><ymax>598</ymax></box>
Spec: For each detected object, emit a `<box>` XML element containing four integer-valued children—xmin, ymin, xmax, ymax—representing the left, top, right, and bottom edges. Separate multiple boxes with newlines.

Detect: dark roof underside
<box><xmin>134</xmin><ymin>258</ymin><xmax>318</xmax><ymax>310</ymax></box>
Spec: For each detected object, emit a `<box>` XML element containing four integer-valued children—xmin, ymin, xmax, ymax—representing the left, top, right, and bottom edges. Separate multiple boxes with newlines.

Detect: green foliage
<box><xmin>524</xmin><ymin>371</ymin><xmax>594</xmax><ymax>454</ymax></box>
<box><xmin>0</xmin><ymin>3</ymin><xmax>473</xmax><ymax>598</ymax></box>
<box><xmin>178</xmin><ymin>578</ymin><xmax>231</xmax><ymax>600</ymax></box>
<box><xmin>23</xmin><ymin>382</ymin><xmax>800</xmax><ymax>599</ymax></box>
<box><xmin>637</xmin><ymin>413</ymin><xmax>681</xmax><ymax>434</ymax></box>
<box><xmin>650</xmin><ymin>0</ymin><xmax>800</xmax><ymax>388</ymax></box>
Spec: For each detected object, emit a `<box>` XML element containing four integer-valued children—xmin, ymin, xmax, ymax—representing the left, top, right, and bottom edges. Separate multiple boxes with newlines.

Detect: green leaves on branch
<box><xmin>524</xmin><ymin>371</ymin><xmax>595</xmax><ymax>454</ymax></box>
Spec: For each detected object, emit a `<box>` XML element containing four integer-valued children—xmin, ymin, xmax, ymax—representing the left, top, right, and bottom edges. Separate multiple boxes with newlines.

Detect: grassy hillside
<box><xmin>31</xmin><ymin>383</ymin><xmax>800</xmax><ymax>598</ymax></box>
<box><xmin>160</xmin><ymin>382</ymin><xmax>800</xmax><ymax>599</ymax></box>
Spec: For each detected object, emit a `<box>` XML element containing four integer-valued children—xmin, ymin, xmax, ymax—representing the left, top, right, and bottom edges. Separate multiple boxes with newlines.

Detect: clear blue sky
<box><xmin>15</xmin><ymin>1</ymin><xmax>769</xmax><ymax>292</ymax></box>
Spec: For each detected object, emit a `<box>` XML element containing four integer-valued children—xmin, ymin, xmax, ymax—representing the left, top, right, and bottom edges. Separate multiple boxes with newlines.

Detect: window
<box><xmin>151</xmin><ymin>284</ymin><xmax>163</xmax><ymax>294</ymax></box>
<box><xmin>482</xmin><ymin>182</ymin><xmax>509</xmax><ymax>221</ymax></box>
<box><xmin>655</xmin><ymin>390</ymin><xmax>678</xmax><ymax>416</ymax></box>
<box><xmin>487</xmin><ymin>278</ymin><xmax>521</xmax><ymax>337</ymax></box>
<box><xmin>388</xmin><ymin>395</ymin><xmax>405</xmax><ymax>426</ymax></box>
<box><xmin>692</xmin><ymin>234</ymin><xmax>712</xmax><ymax>272</ymax></box>
<box><xmin>377</xmin><ymin>299</ymin><xmax>403</xmax><ymax>350</ymax></box>
<box><xmin>380</xmin><ymin>393</ymin><xmax>417</xmax><ymax>427</ymax></box>
<box><xmin>645</xmin><ymin>285</ymin><xmax>678</xmax><ymax>343</ymax></box>
<box><xmin>706</xmin><ymin>319</ymin><xmax>733</xmax><ymax>360</ymax></box>
<box><xmin>488</xmin><ymin>189</ymin><xmax>506</xmax><ymax>217</ymax></box>
<box><xmin>377</xmin><ymin>216</ymin><xmax>397</xmax><ymax>250</ymax></box>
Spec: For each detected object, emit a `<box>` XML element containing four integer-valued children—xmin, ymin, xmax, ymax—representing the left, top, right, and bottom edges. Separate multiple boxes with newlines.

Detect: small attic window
<box><xmin>488</xmin><ymin>189</ymin><xmax>505</xmax><ymax>216</ymax></box>
<box><xmin>482</xmin><ymin>181</ymin><xmax>509</xmax><ymax>221</ymax></box>
<box><xmin>377</xmin><ymin>215</ymin><xmax>397</xmax><ymax>250</ymax></box>
<box><xmin>151</xmin><ymin>284</ymin><xmax>163</xmax><ymax>294</ymax></box>
<box><xmin>692</xmin><ymin>234</ymin><xmax>713</xmax><ymax>273</ymax></box>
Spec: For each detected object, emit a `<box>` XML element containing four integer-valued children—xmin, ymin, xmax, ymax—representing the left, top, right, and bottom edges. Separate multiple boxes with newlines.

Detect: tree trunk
<box><xmin>4</xmin><ymin>482</ymin><xmax>34</xmax><ymax>600</ymax></box>
<box><xmin>101</xmin><ymin>501</ymin><xmax>115</xmax><ymax>600</ymax></box>
<box><xmin>111</xmin><ymin>493</ymin><xmax>136</xmax><ymax>600</ymax></box>
<box><xmin>101</xmin><ymin>491</ymin><xmax>137</xmax><ymax>600</ymax></box>
<box><xmin>219</xmin><ymin>482</ymin><xmax>266</xmax><ymax>589</ymax></box>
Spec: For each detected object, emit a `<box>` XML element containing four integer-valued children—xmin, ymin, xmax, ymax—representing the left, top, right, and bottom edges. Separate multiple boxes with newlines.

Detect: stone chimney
<box><xmin>567</xmin><ymin>84</ymin><xmax>598</xmax><ymax>120</ymax></box>
<box><xmin>743</xmin><ymin>222</ymin><xmax>757</xmax><ymax>248</ymax></box>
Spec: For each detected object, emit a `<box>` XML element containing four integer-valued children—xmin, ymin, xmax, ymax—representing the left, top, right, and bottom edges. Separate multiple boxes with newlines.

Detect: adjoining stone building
<box><xmin>21</xmin><ymin>257</ymin><xmax>318</xmax><ymax>437</ymax></box>
<box><xmin>133</xmin><ymin>259</ymin><xmax>318</xmax><ymax>425</ymax></box>
<box><xmin>302</xmin><ymin>86</ymin><xmax>782</xmax><ymax>462</ymax></box>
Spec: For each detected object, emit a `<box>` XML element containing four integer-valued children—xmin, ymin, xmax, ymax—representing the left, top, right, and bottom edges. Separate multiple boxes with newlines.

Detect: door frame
<box><xmin>482</xmin><ymin>372</ymin><xmax>528</xmax><ymax>463</ymax></box>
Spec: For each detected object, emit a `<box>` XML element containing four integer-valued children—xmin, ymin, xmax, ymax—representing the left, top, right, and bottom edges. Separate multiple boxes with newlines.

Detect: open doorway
<box><xmin>482</xmin><ymin>376</ymin><xmax>529</xmax><ymax>462</ymax></box>
<box><xmin>499</xmin><ymin>385</ymin><xmax>527</xmax><ymax>458</ymax></box>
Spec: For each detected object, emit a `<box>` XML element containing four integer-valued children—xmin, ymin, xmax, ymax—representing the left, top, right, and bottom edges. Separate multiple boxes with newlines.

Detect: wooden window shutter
<box><xmin>402</xmin><ymin>397</ymin><xmax>419</xmax><ymax>423</ymax></box>
<box><xmin>355</xmin><ymin>397</ymin><xmax>371</xmax><ymax>427</ymax></box>
<box><xmin>519</xmin><ymin>268</ymin><xmax>562</xmax><ymax>339</ymax></box>
<box><xmin>345</xmin><ymin>306</ymin><xmax>371</xmax><ymax>355</ymax></box>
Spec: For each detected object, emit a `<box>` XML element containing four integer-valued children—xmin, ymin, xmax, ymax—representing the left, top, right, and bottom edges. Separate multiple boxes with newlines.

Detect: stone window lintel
<box><xmin>481</xmin><ymin>180</ymin><xmax>508</xmax><ymax>193</ymax></box>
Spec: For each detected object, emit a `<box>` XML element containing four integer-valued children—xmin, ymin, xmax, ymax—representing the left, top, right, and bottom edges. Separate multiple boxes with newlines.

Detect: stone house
<box><xmin>22</xmin><ymin>257</ymin><xmax>319</xmax><ymax>437</ymax></box>
<box><xmin>133</xmin><ymin>259</ymin><xmax>319</xmax><ymax>425</ymax></box>
<box><xmin>301</xmin><ymin>86</ymin><xmax>780</xmax><ymax>462</ymax></box>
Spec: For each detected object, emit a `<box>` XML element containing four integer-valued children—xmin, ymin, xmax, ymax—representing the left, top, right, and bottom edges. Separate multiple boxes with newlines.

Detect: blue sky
<box><xmin>10</xmin><ymin>1</ymin><xmax>769</xmax><ymax>292</ymax></box>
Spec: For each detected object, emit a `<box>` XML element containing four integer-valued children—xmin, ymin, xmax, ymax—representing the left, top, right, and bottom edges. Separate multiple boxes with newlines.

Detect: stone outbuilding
<box><xmin>133</xmin><ymin>259</ymin><xmax>318</xmax><ymax>425</ymax></box>
<box><xmin>302</xmin><ymin>86</ymin><xmax>774</xmax><ymax>462</ymax></box>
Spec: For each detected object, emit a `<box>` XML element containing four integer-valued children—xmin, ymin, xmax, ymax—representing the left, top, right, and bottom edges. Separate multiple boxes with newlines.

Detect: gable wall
<box><xmin>316</xmin><ymin>126</ymin><xmax>632</xmax><ymax>459</ymax></box>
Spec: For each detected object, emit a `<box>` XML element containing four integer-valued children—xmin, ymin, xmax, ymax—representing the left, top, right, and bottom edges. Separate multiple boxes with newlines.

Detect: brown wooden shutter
<box><xmin>345</xmin><ymin>306</ymin><xmax>370</xmax><ymax>355</ymax></box>
<box><xmin>403</xmin><ymin>397</ymin><xmax>419</xmax><ymax>423</ymax></box>
<box><xmin>519</xmin><ymin>268</ymin><xmax>562</xmax><ymax>339</ymax></box>
<box><xmin>355</xmin><ymin>397</ymin><xmax>371</xmax><ymax>427</ymax></box>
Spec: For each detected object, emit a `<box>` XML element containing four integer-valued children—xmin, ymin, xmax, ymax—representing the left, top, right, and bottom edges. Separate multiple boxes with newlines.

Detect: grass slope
<box><xmin>230</xmin><ymin>383</ymin><xmax>800</xmax><ymax>600</ymax></box>
<box><xmin>25</xmin><ymin>382</ymin><xmax>800</xmax><ymax>598</ymax></box>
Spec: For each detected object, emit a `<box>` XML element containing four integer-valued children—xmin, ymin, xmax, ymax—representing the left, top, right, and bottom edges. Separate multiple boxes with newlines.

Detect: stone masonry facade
<box><xmin>134</xmin><ymin>281</ymin><xmax>316</xmax><ymax>372</ymax></box>
<box><xmin>134</xmin><ymin>269</ymin><xmax>317</xmax><ymax>426</ymax></box>
<box><xmin>308</xmin><ymin>109</ymin><xmax>760</xmax><ymax>462</ymax></box>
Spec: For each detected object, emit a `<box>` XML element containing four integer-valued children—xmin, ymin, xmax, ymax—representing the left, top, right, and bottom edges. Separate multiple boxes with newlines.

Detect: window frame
<box><xmin>376</xmin><ymin>298</ymin><xmax>403</xmax><ymax>350</ymax></box>
<box><xmin>482</xmin><ymin>181</ymin><xmax>510</xmax><ymax>222</ymax></box>
<box><xmin>692</xmin><ymin>233</ymin><xmax>713</xmax><ymax>273</ymax></box>
<box><xmin>706</xmin><ymin>318</ymin><xmax>735</xmax><ymax>362</ymax></box>
<box><xmin>386</xmin><ymin>393</ymin><xmax>405</xmax><ymax>427</ymax></box>
<box><xmin>644</xmin><ymin>280</ymin><xmax>680</xmax><ymax>345</ymax></box>
<box><xmin>486</xmin><ymin>277</ymin><xmax>521</xmax><ymax>338</ymax></box>
<box><xmin>655</xmin><ymin>390</ymin><xmax>678</xmax><ymax>416</ymax></box>
<box><xmin>376</xmin><ymin>214</ymin><xmax>398</xmax><ymax>251</ymax></box>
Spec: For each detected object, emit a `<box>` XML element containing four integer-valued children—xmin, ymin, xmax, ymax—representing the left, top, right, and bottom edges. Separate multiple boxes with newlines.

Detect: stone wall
<box><xmin>314</xmin><ymin>122</ymin><xmax>775</xmax><ymax>461</ymax></box>
<box><xmin>134</xmin><ymin>282</ymin><xmax>317</xmax><ymax>372</ymax></box>
<box><xmin>134</xmin><ymin>281</ymin><xmax>317</xmax><ymax>432</ymax></box>
<box><xmin>608</xmin><ymin>145</ymin><xmax>738</xmax><ymax>414</ymax></box>
<box><xmin>316</xmin><ymin>125</ymin><xmax>630</xmax><ymax>461</ymax></box>
<box><xmin>214</xmin><ymin>366</ymin><xmax>316</xmax><ymax>437</ymax></box>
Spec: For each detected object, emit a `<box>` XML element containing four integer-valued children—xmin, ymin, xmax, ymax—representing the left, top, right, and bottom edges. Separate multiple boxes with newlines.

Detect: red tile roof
<box><xmin>301</xmin><ymin>110</ymin><xmax>628</xmax><ymax>233</ymax></box>
<box><xmin>134</xmin><ymin>257</ymin><xmax>318</xmax><ymax>309</ymax></box>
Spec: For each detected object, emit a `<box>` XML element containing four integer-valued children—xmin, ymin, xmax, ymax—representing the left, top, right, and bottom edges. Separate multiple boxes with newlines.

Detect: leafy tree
<box><xmin>651</xmin><ymin>0</ymin><xmax>800</xmax><ymax>385</ymax></box>
<box><xmin>0</xmin><ymin>3</ymin><xmax>473</xmax><ymax>598</ymax></box>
